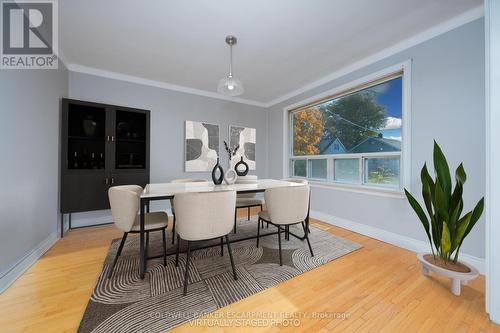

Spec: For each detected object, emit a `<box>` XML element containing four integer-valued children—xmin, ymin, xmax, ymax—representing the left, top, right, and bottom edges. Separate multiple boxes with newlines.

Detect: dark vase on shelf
<box><xmin>235</xmin><ymin>156</ymin><xmax>249</xmax><ymax>176</ymax></box>
<box><xmin>212</xmin><ymin>157</ymin><xmax>224</xmax><ymax>185</ymax></box>
<box><xmin>82</xmin><ymin>116</ymin><xmax>97</xmax><ymax>137</ymax></box>
<box><xmin>98</xmin><ymin>152</ymin><xmax>105</xmax><ymax>169</ymax></box>
<box><xmin>72</xmin><ymin>152</ymin><xmax>79</xmax><ymax>169</ymax></box>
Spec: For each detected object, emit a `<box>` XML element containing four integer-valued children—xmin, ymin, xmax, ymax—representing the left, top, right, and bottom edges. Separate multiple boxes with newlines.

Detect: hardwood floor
<box><xmin>0</xmin><ymin>208</ymin><xmax>498</xmax><ymax>332</ymax></box>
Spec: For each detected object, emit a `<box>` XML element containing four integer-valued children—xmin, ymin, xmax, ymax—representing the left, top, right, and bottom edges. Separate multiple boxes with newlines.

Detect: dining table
<box><xmin>138</xmin><ymin>179</ymin><xmax>309</xmax><ymax>279</ymax></box>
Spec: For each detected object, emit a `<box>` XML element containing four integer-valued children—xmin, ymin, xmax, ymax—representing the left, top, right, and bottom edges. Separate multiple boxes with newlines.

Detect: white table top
<box><xmin>141</xmin><ymin>179</ymin><xmax>303</xmax><ymax>199</ymax></box>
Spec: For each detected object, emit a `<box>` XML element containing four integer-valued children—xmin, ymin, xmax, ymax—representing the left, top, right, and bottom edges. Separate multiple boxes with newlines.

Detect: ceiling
<box><xmin>60</xmin><ymin>0</ymin><xmax>483</xmax><ymax>106</ymax></box>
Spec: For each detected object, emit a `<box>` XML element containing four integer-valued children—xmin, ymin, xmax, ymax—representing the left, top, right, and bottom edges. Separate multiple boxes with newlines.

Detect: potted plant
<box><xmin>405</xmin><ymin>141</ymin><xmax>484</xmax><ymax>295</ymax></box>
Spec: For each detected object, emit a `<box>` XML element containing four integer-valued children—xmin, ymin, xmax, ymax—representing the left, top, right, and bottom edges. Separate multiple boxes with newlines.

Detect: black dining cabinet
<box><xmin>60</xmin><ymin>98</ymin><xmax>150</xmax><ymax>214</ymax></box>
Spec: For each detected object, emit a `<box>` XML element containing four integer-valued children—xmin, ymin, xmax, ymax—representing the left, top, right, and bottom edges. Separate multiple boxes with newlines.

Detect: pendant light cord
<box><xmin>229</xmin><ymin>44</ymin><xmax>233</xmax><ymax>77</ymax></box>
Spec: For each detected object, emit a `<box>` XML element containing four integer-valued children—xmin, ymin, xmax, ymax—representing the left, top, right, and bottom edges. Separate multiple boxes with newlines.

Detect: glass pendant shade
<box><xmin>218</xmin><ymin>35</ymin><xmax>244</xmax><ymax>97</ymax></box>
<box><xmin>217</xmin><ymin>75</ymin><xmax>244</xmax><ymax>96</ymax></box>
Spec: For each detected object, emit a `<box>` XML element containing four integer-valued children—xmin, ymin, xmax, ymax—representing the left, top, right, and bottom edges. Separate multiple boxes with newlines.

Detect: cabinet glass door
<box><xmin>115</xmin><ymin>110</ymin><xmax>147</xmax><ymax>169</ymax></box>
<box><xmin>67</xmin><ymin>103</ymin><xmax>106</xmax><ymax>170</ymax></box>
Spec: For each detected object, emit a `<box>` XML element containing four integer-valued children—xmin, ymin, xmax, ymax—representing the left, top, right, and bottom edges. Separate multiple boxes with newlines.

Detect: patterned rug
<box><xmin>78</xmin><ymin>216</ymin><xmax>361</xmax><ymax>333</ymax></box>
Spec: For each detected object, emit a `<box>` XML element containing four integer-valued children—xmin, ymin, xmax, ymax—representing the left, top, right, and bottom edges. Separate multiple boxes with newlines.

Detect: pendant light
<box><xmin>218</xmin><ymin>35</ymin><xmax>244</xmax><ymax>96</ymax></box>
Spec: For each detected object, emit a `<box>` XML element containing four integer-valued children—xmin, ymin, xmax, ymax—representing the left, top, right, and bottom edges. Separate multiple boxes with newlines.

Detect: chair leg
<box><xmin>145</xmin><ymin>231</ymin><xmax>150</xmax><ymax>258</ymax></box>
<box><xmin>278</xmin><ymin>226</ymin><xmax>282</xmax><ymax>266</ymax></box>
<box><xmin>225</xmin><ymin>235</ymin><xmax>237</xmax><ymax>280</ymax></box>
<box><xmin>302</xmin><ymin>222</ymin><xmax>314</xmax><ymax>257</ymax></box>
<box><xmin>108</xmin><ymin>232</ymin><xmax>128</xmax><ymax>278</ymax></box>
<box><xmin>247</xmin><ymin>207</ymin><xmax>250</xmax><ymax>220</ymax></box>
<box><xmin>171</xmin><ymin>214</ymin><xmax>176</xmax><ymax>244</ymax></box>
<box><xmin>220</xmin><ymin>236</ymin><xmax>224</xmax><ymax>256</ymax></box>
<box><xmin>183</xmin><ymin>241</ymin><xmax>191</xmax><ymax>296</ymax></box>
<box><xmin>260</xmin><ymin>205</ymin><xmax>266</xmax><ymax>228</ymax></box>
<box><xmin>175</xmin><ymin>235</ymin><xmax>180</xmax><ymax>267</ymax></box>
<box><xmin>162</xmin><ymin>228</ymin><xmax>167</xmax><ymax>266</ymax></box>
<box><xmin>234</xmin><ymin>208</ymin><xmax>237</xmax><ymax>234</ymax></box>
<box><xmin>256</xmin><ymin>217</ymin><xmax>261</xmax><ymax>248</ymax></box>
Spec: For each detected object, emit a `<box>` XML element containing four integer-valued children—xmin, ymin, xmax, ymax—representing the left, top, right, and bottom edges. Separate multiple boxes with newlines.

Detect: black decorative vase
<box><xmin>235</xmin><ymin>156</ymin><xmax>249</xmax><ymax>176</ymax></box>
<box><xmin>211</xmin><ymin>158</ymin><xmax>224</xmax><ymax>185</ymax></box>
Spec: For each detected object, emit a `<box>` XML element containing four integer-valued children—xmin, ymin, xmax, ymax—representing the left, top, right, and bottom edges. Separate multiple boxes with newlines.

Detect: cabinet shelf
<box><xmin>116</xmin><ymin>138</ymin><xmax>146</xmax><ymax>143</ymax></box>
<box><xmin>69</xmin><ymin>136</ymin><xmax>105</xmax><ymax>141</ymax></box>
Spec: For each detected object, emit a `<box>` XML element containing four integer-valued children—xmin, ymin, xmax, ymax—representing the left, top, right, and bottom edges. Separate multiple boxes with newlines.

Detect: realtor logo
<box><xmin>1</xmin><ymin>0</ymin><xmax>58</xmax><ymax>69</ymax></box>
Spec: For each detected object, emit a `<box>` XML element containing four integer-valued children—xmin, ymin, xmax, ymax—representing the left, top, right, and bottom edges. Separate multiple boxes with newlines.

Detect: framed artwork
<box><xmin>185</xmin><ymin>121</ymin><xmax>219</xmax><ymax>172</ymax></box>
<box><xmin>229</xmin><ymin>125</ymin><xmax>256</xmax><ymax>170</ymax></box>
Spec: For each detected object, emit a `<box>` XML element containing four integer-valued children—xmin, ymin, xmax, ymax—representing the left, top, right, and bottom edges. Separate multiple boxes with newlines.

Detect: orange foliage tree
<box><xmin>293</xmin><ymin>108</ymin><xmax>324</xmax><ymax>155</ymax></box>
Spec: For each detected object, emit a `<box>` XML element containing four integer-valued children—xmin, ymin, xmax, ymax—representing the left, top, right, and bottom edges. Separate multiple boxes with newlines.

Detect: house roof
<box><xmin>348</xmin><ymin>137</ymin><xmax>401</xmax><ymax>153</ymax></box>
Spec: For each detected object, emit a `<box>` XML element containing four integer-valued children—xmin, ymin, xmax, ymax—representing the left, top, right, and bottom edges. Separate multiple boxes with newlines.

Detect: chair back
<box><xmin>236</xmin><ymin>175</ymin><xmax>258</xmax><ymax>198</ymax></box>
<box><xmin>108</xmin><ymin>185</ymin><xmax>142</xmax><ymax>232</ymax></box>
<box><xmin>265</xmin><ymin>185</ymin><xmax>309</xmax><ymax>225</ymax></box>
<box><xmin>174</xmin><ymin>190</ymin><xmax>236</xmax><ymax>241</ymax></box>
<box><xmin>170</xmin><ymin>179</ymin><xmax>209</xmax><ymax>212</ymax></box>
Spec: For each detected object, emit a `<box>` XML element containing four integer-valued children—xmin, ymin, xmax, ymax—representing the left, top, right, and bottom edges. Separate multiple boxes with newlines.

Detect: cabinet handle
<box><xmin>111</xmin><ymin>136</ymin><xmax>115</xmax><ymax>142</ymax></box>
<box><xmin>111</xmin><ymin>177</ymin><xmax>115</xmax><ymax>185</ymax></box>
<box><xmin>106</xmin><ymin>135</ymin><xmax>110</xmax><ymax>142</ymax></box>
<box><xmin>105</xmin><ymin>177</ymin><xmax>109</xmax><ymax>185</ymax></box>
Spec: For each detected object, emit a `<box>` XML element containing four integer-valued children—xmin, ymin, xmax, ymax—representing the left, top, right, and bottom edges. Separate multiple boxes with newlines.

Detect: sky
<box><xmin>365</xmin><ymin>77</ymin><xmax>403</xmax><ymax>141</ymax></box>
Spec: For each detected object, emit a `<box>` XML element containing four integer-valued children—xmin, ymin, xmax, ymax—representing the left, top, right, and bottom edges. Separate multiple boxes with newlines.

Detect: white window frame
<box><xmin>283</xmin><ymin>60</ymin><xmax>412</xmax><ymax>195</ymax></box>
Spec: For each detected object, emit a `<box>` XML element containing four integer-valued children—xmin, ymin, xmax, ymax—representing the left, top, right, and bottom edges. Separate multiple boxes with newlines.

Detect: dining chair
<box><xmin>234</xmin><ymin>175</ymin><xmax>264</xmax><ymax>233</ymax></box>
<box><xmin>170</xmin><ymin>179</ymin><xmax>209</xmax><ymax>243</ymax></box>
<box><xmin>256</xmin><ymin>184</ymin><xmax>314</xmax><ymax>266</ymax></box>
<box><xmin>107</xmin><ymin>185</ymin><xmax>169</xmax><ymax>278</ymax></box>
<box><xmin>282</xmin><ymin>179</ymin><xmax>310</xmax><ymax>238</ymax></box>
<box><xmin>173</xmin><ymin>190</ymin><xmax>238</xmax><ymax>295</ymax></box>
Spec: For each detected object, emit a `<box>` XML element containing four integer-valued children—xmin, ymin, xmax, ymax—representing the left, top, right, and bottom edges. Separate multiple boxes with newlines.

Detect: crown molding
<box><xmin>66</xmin><ymin>64</ymin><xmax>268</xmax><ymax>108</ymax></box>
<box><xmin>264</xmin><ymin>5</ymin><xmax>484</xmax><ymax>107</ymax></box>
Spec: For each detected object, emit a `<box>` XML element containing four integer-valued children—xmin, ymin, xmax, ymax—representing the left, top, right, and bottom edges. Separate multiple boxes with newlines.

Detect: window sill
<box><xmin>306</xmin><ymin>180</ymin><xmax>406</xmax><ymax>199</ymax></box>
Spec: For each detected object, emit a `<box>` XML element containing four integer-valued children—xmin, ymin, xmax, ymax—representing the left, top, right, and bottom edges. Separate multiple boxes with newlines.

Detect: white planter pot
<box><xmin>417</xmin><ymin>253</ymin><xmax>479</xmax><ymax>296</ymax></box>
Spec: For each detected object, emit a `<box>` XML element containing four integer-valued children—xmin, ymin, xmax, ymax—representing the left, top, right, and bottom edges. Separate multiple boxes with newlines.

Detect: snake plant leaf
<box><xmin>441</xmin><ymin>221</ymin><xmax>452</xmax><ymax>258</ymax></box>
<box><xmin>434</xmin><ymin>179</ymin><xmax>450</xmax><ymax>223</ymax></box>
<box><xmin>455</xmin><ymin>163</ymin><xmax>467</xmax><ymax>185</ymax></box>
<box><xmin>433</xmin><ymin>141</ymin><xmax>452</xmax><ymax>197</ymax></box>
<box><xmin>421</xmin><ymin>164</ymin><xmax>434</xmax><ymax>218</ymax></box>
<box><xmin>450</xmin><ymin>182</ymin><xmax>463</xmax><ymax>217</ymax></box>
<box><xmin>448</xmin><ymin>198</ymin><xmax>463</xmax><ymax>237</ymax></box>
<box><xmin>451</xmin><ymin>212</ymin><xmax>472</xmax><ymax>253</ymax></box>
<box><xmin>463</xmin><ymin>197</ymin><xmax>485</xmax><ymax>239</ymax></box>
<box><xmin>405</xmin><ymin>189</ymin><xmax>433</xmax><ymax>248</ymax></box>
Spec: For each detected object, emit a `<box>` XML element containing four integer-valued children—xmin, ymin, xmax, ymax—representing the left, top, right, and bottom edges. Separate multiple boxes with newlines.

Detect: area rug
<box><xmin>78</xmin><ymin>216</ymin><xmax>361</xmax><ymax>333</ymax></box>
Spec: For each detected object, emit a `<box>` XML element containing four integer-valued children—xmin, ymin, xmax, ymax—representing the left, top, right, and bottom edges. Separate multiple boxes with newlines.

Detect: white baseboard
<box><xmin>0</xmin><ymin>231</ymin><xmax>59</xmax><ymax>294</ymax></box>
<box><xmin>310</xmin><ymin>210</ymin><xmax>485</xmax><ymax>274</ymax></box>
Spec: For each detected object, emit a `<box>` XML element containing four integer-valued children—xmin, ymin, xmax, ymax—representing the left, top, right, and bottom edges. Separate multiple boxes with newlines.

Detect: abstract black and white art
<box><xmin>185</xmin><ymin>121</ymin><xmax>219</xmax><ymax>172</ymax></box>
<box><xmin>229</xmin><ymin>125</ymin><xmax>256</xmax><ymax>170</ymax></box>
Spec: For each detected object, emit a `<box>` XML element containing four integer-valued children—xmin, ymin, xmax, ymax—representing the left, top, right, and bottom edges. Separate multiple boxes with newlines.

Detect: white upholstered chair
<box><xmin>108</xmin><ymin>185</ymin><xmax>169</xmax><ymax>278</ymax></box>
<box><xmin>283</xmin><ymin>179</ymin><xmax>311</xmax><ymax>236</ymax></box>
<box><xmin>256</xmin><ymin>184</ymin><xmax>313</xmax><ymax>266</ymax></box>
<box><xmin>169</xmin><ymin>179</ymin><xmax>209</xmax><ymax>243</ymax></box>
<box><xmin>173</xmin><ymin>190</ymin><xmax>238</xmax><ymax>295</ymax></box>
<box><xmin>234</xmin><ymin>175</ymin><xmax>264</xmax><ymax>233</ymax></box>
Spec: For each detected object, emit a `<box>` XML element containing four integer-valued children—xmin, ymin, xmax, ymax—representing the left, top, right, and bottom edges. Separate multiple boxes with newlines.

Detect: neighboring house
<box><xmin>319</xmin><ymin>137</ymin><xmax>346</xmax><ymax>154</ymax></box>
<box><xmin>348</xmin><ymin>136</ymin><xmax>401</xmax><ymax>153</ymax></box>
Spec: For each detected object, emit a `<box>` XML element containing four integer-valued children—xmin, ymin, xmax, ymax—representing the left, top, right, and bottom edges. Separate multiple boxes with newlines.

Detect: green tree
<box><xmin>319</xmin><ymin>92</ymin><xmax>386</xmax><ymax>151</ymax></box>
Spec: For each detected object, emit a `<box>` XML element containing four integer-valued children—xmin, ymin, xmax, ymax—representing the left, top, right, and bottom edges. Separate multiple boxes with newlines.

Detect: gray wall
<box><xmin>0</xmin><ymin>66</ymin><xmax>68</xmax><ymax>276</ymax></box>
<box><xmin>267</xmin><ymin>19</ymin><xmax>486</xmax><ymax>258</ymax></box>
<box><xmin>68</xmin><ymin>72</ymin><xmax>268</xmax><ymax>226</ymax></box>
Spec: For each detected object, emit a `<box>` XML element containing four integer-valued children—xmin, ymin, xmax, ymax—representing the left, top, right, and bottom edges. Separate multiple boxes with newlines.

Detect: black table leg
<box><xmin>140</xmin><ymin>198</ymin><xmax>146</xmax><ymax>279</ymax></box>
